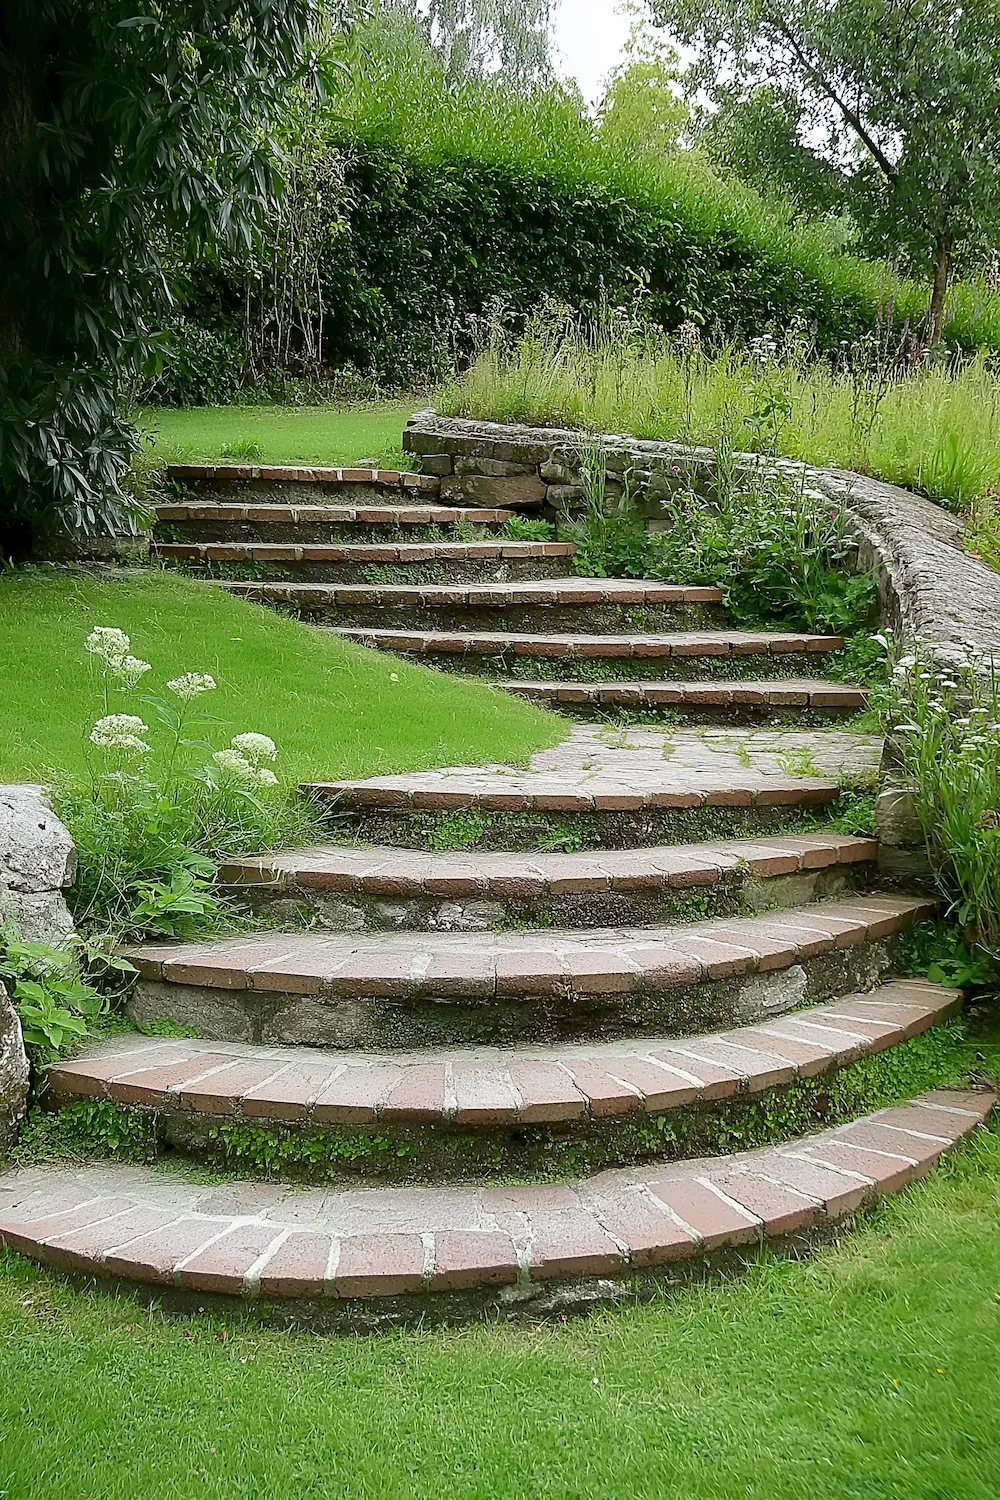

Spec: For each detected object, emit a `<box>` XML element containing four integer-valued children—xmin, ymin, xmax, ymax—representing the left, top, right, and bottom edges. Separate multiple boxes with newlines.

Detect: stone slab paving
<box><xmin>1</xmin><ymin>1087</ymin><xmax>990</xmax><ymax>1299</ymax></box>
<box><xmin>48</xmin><ymin>981</ymin><xmax>962</xmax><ymax>1125</ymax></box>
<box><xmin>304</xmin><ymin>724</ymin><xmax>882</xmax><ymax>811</ymax></box>
<box><xmin>128</xmin><ymin>894</ymin><xmax>934</xmax><ymax>1000</ymax></box>
<box><xmin>221</xmin><ymin>831</ymin><xmax>877</xmax><ymax>898</ymax></box>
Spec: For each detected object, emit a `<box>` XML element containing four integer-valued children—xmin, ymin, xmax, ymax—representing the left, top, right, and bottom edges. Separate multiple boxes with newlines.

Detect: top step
<box><xmin>166</xmin><ymin>465</ymin><xmax>441</xmax><ymax>491</ymax></box>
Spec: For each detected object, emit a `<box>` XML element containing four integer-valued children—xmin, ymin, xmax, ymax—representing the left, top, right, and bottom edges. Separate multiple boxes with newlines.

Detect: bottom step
<box><xmin>0</xmin><ymin>1087</ymin><xmax>990</xmax><ymax>1327</ymax></box>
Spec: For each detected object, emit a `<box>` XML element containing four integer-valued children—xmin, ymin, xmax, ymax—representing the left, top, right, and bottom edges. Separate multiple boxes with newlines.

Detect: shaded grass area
<box><xmin>0</xmin><ymin>570</ymin><xmax>564</xmax><ymax>785</ymax></box>
<box><xmin>138</xmin><ymin>401</ymin><xmax>418</xmax><ymax>468</ymax></box>
<box><xmin>1</xmin><ymin>1083</ymin><xmax>999</xmax><ymax>1498</ymax></box>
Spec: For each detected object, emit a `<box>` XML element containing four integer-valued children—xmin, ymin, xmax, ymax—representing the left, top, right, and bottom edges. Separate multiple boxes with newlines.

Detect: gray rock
<box><xmin>0</xmin><ymin>981</ymin><xmax>29</xmax><ymax>1157</ymax></box>
<box><xmin>0</xmin><ymin>784</ymin><xmax>76</xmax><ymax>895</ymax></box>
<box><xmin>876</xmin><ymin>785</ymin><xmax>926</xmax><ymax>848</ymax></box>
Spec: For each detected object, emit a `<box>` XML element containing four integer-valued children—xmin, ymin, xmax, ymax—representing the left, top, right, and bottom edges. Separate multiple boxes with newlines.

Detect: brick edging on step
<box><xmin>401</xmin><ymin>411</ymin><xmax>1000</xmax><ymax>677</ymax></box>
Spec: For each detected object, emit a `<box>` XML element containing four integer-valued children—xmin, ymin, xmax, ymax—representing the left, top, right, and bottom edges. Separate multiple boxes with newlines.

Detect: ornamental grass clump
<box><xmin>883</xmin><ymin>641</ymin><xmax>1000</xmax><ymax>960</ymax></box>
<box><xmin>64</xmin><ymin>626</ymin><xmax>309</xmax><ymax>939</ymax></box>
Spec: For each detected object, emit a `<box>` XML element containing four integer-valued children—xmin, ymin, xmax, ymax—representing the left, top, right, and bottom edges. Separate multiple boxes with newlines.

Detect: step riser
<box><xmin>284</xmin><ymin>601</ymin><xmax>728</xmax><ymax>633</ymax></box>
<box><xmin>179</xmin><ymin>558</ymin><xmax>581</xmax><ymax>585</ymax></box>
<box><xmin>128</xmin><ymin>933</ymin><xmax>909</xmax><ymax>1051</ymax></box>
<box><xmin>53</xmin><ymin>1016</ymin><xmax>960</xmax><ymax>1185</ymax></box>
<box><xmin>170</xmin><ymin>481</ymin><xmax>438</xmax><ymax>507</ymax></box>
<box><xmin>227</xmin><ymin>863</ymin><xmax>872</xmax><ymax>934</ymax></box>
<box><xmin>352</xmin><ymin>648</ymin><xmax>844</xmax><ymax>682</ymax></box>
<box><xmin>314</xmin><ymin>802</ymin><xmax>838</xmax><ymax>853</ymax></box>
<box><xmin>156</xmin><ymin>522</ymin><xmax>509</xmax><ymax>545</ymax></box>
<box><xmin>514</xmin><ymin>700</ymin><xmax>865</xmax><ymax>727</ymax></box>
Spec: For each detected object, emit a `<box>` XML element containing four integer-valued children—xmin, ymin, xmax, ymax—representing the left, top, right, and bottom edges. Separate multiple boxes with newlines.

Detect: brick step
<box><xmin>330</xmin><ymin>627</ymin><xmax>845</xmax><ymax>680</ymax></box>
<box><xmin>301</xmin><ymin>724</ymin><xmax>882</xmax><ymax>850</ymax></box>
<box><xmin>2</xmin><ymin>1085</ymin><xmax>990</xmax><ymax>1323</ymax></box>
<box><xmin>46</xmin><ymin>981</ymin><xmax>963</xmax><ymax>1182</ymax></box>
<box><xmin>158</xmin><ymin>541</ymin><xmax>579</xmax><ymax>586</ymax></box>
<box><xmin>221</xmin><ymin>832</ymin><xmax>879</xmax><ymax>932</ymax></box>
<box><xmin>165</xmin><ymin>465</ymin><xmax>444</xmax><ymax>509</ymax></box>
<box><xmin>126</xmin><ymin>894</ymin><xmax>935</xmax><ymax>1050</ymax></box>
<box><xmin>154</xmin><ymin>502</ymin><xmax>516</xmax><ymax>545</ymax></box>
<box><xmin>219</xmin><ymin>577</ymin><xmax>726</xmax><ymax>632</ymax></box>
<box><xmin>504</xmin><ymin>678</ymin><xmax>868</xmax><ymax>724</ymax></box>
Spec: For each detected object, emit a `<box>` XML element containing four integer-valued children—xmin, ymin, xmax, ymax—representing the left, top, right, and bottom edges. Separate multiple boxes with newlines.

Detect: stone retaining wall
<box><xmin>403</xmin><ymin>410</ymin><xmax>1000</xmax><ymax>676</ymax></box>
<box><xmin>0</xmin><ymin>787</ymin><xmax>77</xmax><ymax>1155</ymax></box>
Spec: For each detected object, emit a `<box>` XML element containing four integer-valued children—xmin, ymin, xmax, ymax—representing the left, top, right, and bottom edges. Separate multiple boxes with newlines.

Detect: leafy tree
<box><xmin>0</xmin><ymin>0</ymin><xmax>345</xmax><ymax>556</ymax></box>
<box><xmin>649</xmin><ymin>0</ymin><xmax>1000</xmax><ymax>345</ymax></box>
<box><xmin>598</xmin><ymin>52</ymin><xmax>690</xmax><ymax>159</ymax></box>
<box><xmin>701</xmin><ymin>86</ymin><xmax>845</xmax><ymax>221</ymax></box>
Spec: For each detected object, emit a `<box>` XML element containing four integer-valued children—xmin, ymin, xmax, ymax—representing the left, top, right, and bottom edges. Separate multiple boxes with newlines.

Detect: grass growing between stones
<box><xmin>138</xmin><ymin>401</ymin><xmax>417</xmax><ymax>468</ymax></box>
<box><xmin>0</xmin><ymin>1023</ymin><xmax>998</xmax><ymax>1500</ymax></box>
<box><xmin>0</xmin><ymin>569</ymin><xmax>565</xmax><ymax>786</ymax></box>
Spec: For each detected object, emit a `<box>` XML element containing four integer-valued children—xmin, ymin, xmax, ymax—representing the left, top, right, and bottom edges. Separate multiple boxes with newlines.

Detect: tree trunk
<box><xmin>928</xmin><ymin>230</ymin><xmax>954</xmax><ymax>349</ymax></box>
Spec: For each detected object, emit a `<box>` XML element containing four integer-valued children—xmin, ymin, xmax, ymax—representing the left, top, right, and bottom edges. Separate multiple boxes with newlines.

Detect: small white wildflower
<box><xmin>86</xmin><ymin>626</ymin><xmax>131</xmax><ymax>664</ymax></box>
<box><xmin>389</xmin><ymin>672</ymin><xmax>399</xmax><ymax>683</ymax></box>
<box><xmin>252</xmin><ymin>767</ymin><xmax>278</xmax><ymax>788</ymax></box>
<box><xmin>212</xmin><ymin>748</ymin><xmax>255</xmax><ymax>781</ymax></box>
<box><xmin>113</xmin><ymin>655</ymin><xmax>152</xmax><ymax>689</ymax></box>
<box><xmin>168</xmin><ymin>672</ymin><xmax>216</xmax><ymax>700</ymax></box>
<box><xmin>89</xmin><ymin>714</ymin><xmax>151</xmax><ymax>755</ymax></box>
<box><xmin>231</xmin><ymin>732</ymin><xmax>277</xmax><ymax>764</ymax></box>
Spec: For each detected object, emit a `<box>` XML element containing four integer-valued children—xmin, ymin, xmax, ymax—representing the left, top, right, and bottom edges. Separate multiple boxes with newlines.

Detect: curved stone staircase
<box><xmin>3</xmin><ymin>462</ymin><xmax>992</xmax><ymax>1328</ymax></box>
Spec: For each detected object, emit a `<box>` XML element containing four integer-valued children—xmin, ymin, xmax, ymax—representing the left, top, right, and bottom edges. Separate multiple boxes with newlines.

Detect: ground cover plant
<box><xmin>1</xmin><ymin>1033</ymin><xmax>999</xmax><ymax>1498</ymax></box>
<box><xmin>139</xmin><ymin>400</ymin><xmax>416</xmax><ymax>468</ymax></box>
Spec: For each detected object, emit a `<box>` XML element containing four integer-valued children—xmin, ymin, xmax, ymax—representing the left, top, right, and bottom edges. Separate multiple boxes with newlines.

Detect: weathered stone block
<box><xmin>439</xmin><ymin>473</ymin><xmax>547</xmax><ymax>508</ymax></box>
<box><xmin>0</xmin><ymin>981</ymin><xmax>29</xmax><ymax>1157</ymax></box>
<box><xmin>0</xmin><ymin>785</ymin><xmax>76</xmax><ymax>894</ymax></box>
<box><xmin>454</xmin><ymin>457</ymin><xmax>535</xmax><ymax>478</ymax></box>
<box><xmin>417</xmin><ymin>454</ymin><xmax>454</xmax><ymax>477</ymax></box>
<box><xmin>546</xmin><ymin>485</ymin><xmax>586</xmax><ymax>508</ymax></box>
<box><xmin>876</xmin><ymin>785</ymin><xmax>925</xmax><ymax>849</ymax></box>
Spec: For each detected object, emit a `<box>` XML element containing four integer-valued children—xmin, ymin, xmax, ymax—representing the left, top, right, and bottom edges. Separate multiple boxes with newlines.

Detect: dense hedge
<box><xmin>152</xmin><ymin>140</ymin><xmax>997</xmax><ymax>404</ymax></box>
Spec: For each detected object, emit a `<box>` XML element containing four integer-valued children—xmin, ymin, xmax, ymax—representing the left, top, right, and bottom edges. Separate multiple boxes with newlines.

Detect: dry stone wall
<box><xmin>0</xmin><ymin>786</ymin><xmax>77</xmax><ymax>1155</ymax></box>
<box><xmin>403</xmin><ymin>410</ymin><xmax>1000</xmax><ymax>676</ymax></box>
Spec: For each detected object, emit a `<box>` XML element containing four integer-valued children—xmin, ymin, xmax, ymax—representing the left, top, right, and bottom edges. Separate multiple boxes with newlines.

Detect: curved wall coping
<box><xmin>403</xmin><ymin>409</ymin><xmax>1000</xmax><ymax>676</ymax></box>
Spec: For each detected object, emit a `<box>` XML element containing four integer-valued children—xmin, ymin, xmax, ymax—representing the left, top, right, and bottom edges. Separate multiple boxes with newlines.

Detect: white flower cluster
<box><xmin>89</xmin><ymin>714</ymin><xmax>151</xmax><ymax>755</ymax></box>
<box><xmin>212</xmin><ymin>733</ymin><xmax>278</xmax><ymax>788</ymax></box>
<box><xmin>85</xmin><ymin>626</ymin><xmax>151</xmax><ymax>689</ymax></box>
<box><xmin>167</xmin><ymin>672</ymin><xmax>216</xmax><ymax>701</ymax></box>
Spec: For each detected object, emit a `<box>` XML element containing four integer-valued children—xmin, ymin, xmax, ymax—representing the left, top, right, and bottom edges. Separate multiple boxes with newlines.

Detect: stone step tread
<box><xmin>48</xmin><ymin>980</ymin><xmax>962</xmax><ymax>1125</ymax></box>
<box><xmin>220</xmin><ymin>578</ymin><xmax>720</xmax><ymax>604</ymax></box>
<box><xmin>222</xmin><ymin>831</ymin><xmax>879</xmax><ymax>897</ymax></box>
<box><xmin>506</xmin><ymin>679</ymin><xmax>867</xmax><ymax>709</ymax></box>
<box><xmin>3</xmin><ymin>1086</ymin><xmax>990</xmax><ymax>1299</ymax></box>
<box><xmin>156</xmin><ymin>503</ymin><xmax>509</xmax><ymax>525</ymax></box>
<box><xmin>332</xmin><ymin>627</ymin><xmax>843</xmax><ymax>658</ymax></box>
<box><xmin>303</xmin><ymin>725</ymin><xmax>881</xmax><ymax>812</ymax></box>
<box><xmin>161</xmin><ymin>542</ymin><xmax>579</xmax><ymax>565</ymax></box>
<box><xmin>127</xmin><ymin>894</ymin><xmax>935</xmax><ymax>999</ymax></box>
<box><xmin>166</xmin><ymin>465</ymin><xmax>439</xmax><ymax>490</ymax></box>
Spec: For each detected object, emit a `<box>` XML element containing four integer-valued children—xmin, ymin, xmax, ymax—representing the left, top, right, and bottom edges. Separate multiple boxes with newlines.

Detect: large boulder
<box><xmin>0</xmin><ymin>981</ymin><xmax>28</xmax><ymax>1156</ymax></box>
<box><xmin>0</xmin><ymin>784</ymin><xmax>76</xmax><ymax>946</ymax></box>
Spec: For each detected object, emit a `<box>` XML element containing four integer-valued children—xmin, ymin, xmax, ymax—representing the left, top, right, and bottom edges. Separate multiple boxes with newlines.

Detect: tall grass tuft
<box><xmin>441</xmin><ymin>311</ymin><xmax>1000</xmax><ymax>511</ymax></box>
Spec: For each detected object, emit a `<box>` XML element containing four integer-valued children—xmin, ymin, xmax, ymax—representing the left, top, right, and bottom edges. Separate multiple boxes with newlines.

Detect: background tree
<box><xmin>598</xmin><ymin>48</ymin><xmax>690</xmax><ymax>160</ymax></box>
<box><xmin>416</xmin><ymin>0</ymin><xmax>553</xmax><ymax>88</ymax></box>
<box><xmin>0</xmin><ymin>0</ymin><xmax>347</xmax><ymax>555</ymax></box>
<box><xmin>649</xmin><ymin>0</ymin><xmax>1000</xmax><ymax>345</ymax></box>
<box><xmin>701</xmin><ymin>86</ymin><xmax>846</xmax><ymax>221</ymax></box>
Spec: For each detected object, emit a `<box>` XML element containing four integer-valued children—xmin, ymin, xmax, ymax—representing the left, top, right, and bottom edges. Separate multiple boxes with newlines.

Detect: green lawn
<box><xmin>139</xmin><ymin>401</ymin><xmax>421</xmax><ymax>468</ymax></box>
<box><xmin>1</xmin><ymin>1100</ymin><xmax>999</xmax><ymax>1499</ymax></box>
<box><xmin>0</xmin><ymin>570</ymin><xmax>563</xmax><ymax>785</ymax></box>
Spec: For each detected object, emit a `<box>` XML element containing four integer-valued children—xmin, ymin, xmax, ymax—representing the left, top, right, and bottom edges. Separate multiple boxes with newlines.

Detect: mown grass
<box><xmin>442</xmin><ymin>322</ymin><xmax>1000</xmax><ymax>512</ymax></box>
<box><xmin>138</xmin><ymin>401</ymin><xmax>417</xmax><ymax>468</ymax></box>
<box><xmin>1</xmin><ymin>1051</ymin><xmax>999</xmax><ymax>1500</ymax></box>
<box><xmin>0</xmin><ymin>569</ymin><xmax>563</xmax><ymax>786</ymax></box>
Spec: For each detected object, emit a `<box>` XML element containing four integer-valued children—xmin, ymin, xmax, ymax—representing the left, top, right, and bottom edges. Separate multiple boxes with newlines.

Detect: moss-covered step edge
<box><xmin>34</xmin><ymin>1016</ymin><xmax>967</xmax><ymax>1187</ymax></box>
<box><xmin>164</xmin><ymin>554</ymin><xmax>582</xmax><ymax>586</ymax></box>
<box><xmin>224</xmin><ymin>859</ymin><xmax>873</xmax><ymax>935</ymax></box>
<box><xmin>5</xmin><ymin>1084</ymin><xmax>991</xmax><ymax>1331</ymax></box>
<box><xmin>125</xmin><ymin>921</ymin><xmax>928</xmax><ymax>1052</ymax></box>
<box><xmin>313</xmin><ymin>800</ymin><xmax>849</xmax><ymax>854</ymax></box>
<box><xmin>153</xmin><ymin>520</ymin><xmax>513</xmax><ymax>546</ymax></box>
<box><xmin>334</xmin><ymin>645</ymin><xmax>845</xmax><ymax>683</ymax></box>
<box><xmin>243</xmin><ymin>598</ymin><xmax>729</xmax><ymax>635</ymax></box>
